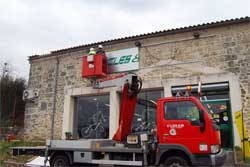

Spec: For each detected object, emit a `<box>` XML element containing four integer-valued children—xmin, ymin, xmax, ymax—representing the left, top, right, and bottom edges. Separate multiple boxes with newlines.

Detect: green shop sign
<box><xmin>106</xmin><ymin>47</ymin><xmax>139</xmax><ymax>73</ymax></box>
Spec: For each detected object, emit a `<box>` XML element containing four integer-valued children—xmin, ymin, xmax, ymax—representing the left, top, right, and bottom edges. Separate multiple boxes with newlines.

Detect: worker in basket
<box><xmin>87</xmin><ymin>47</ymin><xmax>96</xmax><ymax>68</ymax></box>
<box><xmin>88</xmin><ymin>47</ymin><xmax>96</xmax><ymax>56</ymax></box>
<box><xmin>96</xmin><ymin>45</ymin><xmax>105</xmax><ymax>54</ymax></box>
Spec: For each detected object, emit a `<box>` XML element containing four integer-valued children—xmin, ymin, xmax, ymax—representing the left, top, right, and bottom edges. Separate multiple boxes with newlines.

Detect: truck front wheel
<box><xmin>163</xmin><ymin>156</ymin><xmax>189</xmax><ymax>167</ymax></box>
<box><xmin>50</xmin><ymin>154</ymin><xmax>70</xmax><ymax>167</ymax></box>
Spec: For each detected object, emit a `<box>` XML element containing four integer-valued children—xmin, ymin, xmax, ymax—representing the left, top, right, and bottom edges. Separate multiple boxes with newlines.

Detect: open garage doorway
<box><xmin>172</xmin><ymin>82</ymin><xmax>234</xmax><ymax>150</ymax></box>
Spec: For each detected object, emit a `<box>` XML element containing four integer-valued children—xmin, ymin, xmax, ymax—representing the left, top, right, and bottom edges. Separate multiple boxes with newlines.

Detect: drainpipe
<box><xmin>241</xmin><ymin>106</ymin><xmax>246</xmax><ymax>161</ymax></box>
<box><xmin>51</xmin><ymin>55</ymin><xmax>59</xmax><ymax>140</ymax></box>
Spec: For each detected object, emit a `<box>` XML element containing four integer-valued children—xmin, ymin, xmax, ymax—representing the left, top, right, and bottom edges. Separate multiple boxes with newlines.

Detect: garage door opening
<box><xmin>172</xmin><ymin>82</ymin><xmax>233</xmax><ymax>150</ymax></box>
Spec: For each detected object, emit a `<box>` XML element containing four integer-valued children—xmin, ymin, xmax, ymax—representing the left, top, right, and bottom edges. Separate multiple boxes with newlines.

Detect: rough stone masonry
<box><xmin>23</xmin><ymin>17</ymin><xmax>250</xmax><ymax>142</ymax></box>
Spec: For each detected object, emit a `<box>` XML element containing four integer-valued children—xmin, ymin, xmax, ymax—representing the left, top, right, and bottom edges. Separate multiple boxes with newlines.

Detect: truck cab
<box><xmin>156</xmin><ymin>96</ymin><xmax>226</xmax><ymax>166</ymax></box>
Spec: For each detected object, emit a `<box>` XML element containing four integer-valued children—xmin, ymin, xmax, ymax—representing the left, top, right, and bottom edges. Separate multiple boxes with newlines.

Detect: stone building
<box><xmin>24</xmin><ymin>17</ymin><xmax>250</xmax><ymax>162</ymax></box>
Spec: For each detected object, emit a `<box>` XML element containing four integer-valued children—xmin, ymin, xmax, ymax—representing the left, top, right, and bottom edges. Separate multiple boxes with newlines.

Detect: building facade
<box><xmin>24</xmin><ymin>17</ymin><xmax>250</xmax><ymax>162</ymax></box>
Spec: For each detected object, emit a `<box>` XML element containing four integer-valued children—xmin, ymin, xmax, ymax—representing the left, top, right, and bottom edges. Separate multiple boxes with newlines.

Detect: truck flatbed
<box><xmin>48</xmin><ymin>146</ymin><xmax>143</xmax><ymax>153</ymax></box>
<box><xmin>12</xmin><ymin>139</ymin><xmax>143</xmax><ymax>156</ymax></box>
<box><xmin>48</xmin><ymin>139</ymin><xmax>143</xmax><ymax>152</ymax></box>
<box><xmin>12</xmin><ymin>139</ymin><xmax>144</xmax><ymax>166</ymax></box>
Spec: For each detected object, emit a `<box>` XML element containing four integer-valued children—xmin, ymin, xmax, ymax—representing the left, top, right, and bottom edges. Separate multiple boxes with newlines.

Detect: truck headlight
<box><xmin>211</xmin><ymin>144</ymin><xmax>220</xmax><ymax>154</ymax></box>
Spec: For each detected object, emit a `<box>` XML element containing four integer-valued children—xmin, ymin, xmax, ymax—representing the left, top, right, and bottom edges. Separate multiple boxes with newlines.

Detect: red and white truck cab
<box><xmin>156</xmin><ymin>96</ymin><xmax>226</xmax><ymax>166</ymax></box>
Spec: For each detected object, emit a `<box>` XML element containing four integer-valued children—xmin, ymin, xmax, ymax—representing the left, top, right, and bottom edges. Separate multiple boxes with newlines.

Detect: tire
<box><xmin>164</xmin><ymin>156</ymin><xmax>189</xmax><ymax>167</ymax></box>
<box><xmin>50</xmin><ymin>154</ymin><xmax>70</xmax><ymax>167</ymax></box>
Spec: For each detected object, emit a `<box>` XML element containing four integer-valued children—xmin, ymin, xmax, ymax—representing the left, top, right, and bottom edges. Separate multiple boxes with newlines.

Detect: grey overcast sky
<box><xmin>0</xmin><ymin>0</ymin><xmax>249</xmax><ymax>79</ymax></box>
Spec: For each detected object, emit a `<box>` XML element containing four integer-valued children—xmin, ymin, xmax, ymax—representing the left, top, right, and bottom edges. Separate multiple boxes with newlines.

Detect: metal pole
<box><xmin>51</xmin><ymin>56</ymin><xmax>59</xmax><ymax>140</ymax></box>
<box><xmin>241</xmin><ymin>106</ymin><xmax>246</xmax><ymax>161</ymax></box>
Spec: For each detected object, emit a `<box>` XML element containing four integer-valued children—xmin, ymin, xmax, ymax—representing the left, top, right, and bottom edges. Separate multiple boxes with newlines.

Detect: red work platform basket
<box><xmin>82</xmin><ymin>53</ymin><xmax>108</xmax><ymax>78</ymax></box>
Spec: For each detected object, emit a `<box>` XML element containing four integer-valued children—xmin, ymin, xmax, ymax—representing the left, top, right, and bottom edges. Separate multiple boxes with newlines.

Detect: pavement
<box><xmin>221</xmin><ymin>151</ymin><xmax>250</xmax><ymax>167</ymax></box>
<box><xmin>25</xmin><ymin>157</ymin><xmax>49</xmax><ymax>167</ymax></box>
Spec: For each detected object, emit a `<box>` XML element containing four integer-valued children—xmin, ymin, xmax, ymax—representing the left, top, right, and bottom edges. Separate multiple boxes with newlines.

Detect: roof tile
<box><xmin>29</xmin><ymin>16</ymin><xmax>250</xmax><ymax>61</ymax></box>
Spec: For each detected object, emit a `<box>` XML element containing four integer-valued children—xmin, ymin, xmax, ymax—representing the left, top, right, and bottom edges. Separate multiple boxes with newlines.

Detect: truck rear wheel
<box><xmin>163</xmin><ymin>156</ymin><xmax>189</xmax><ymax>167</ymax></box>
<box><xmin>50</xmin><ymin>154</ymin><xmax>70</xmax><ymax>167</ymax></box>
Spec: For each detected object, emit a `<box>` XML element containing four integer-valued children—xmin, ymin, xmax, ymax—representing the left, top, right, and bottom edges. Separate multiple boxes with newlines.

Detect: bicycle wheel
<box><xmin>81</xmin><ymin>127</ymin><xmax>94</xmax><ymax>139</ymax></box>
<box><xmin>96</xmin><ymin>126</ymin><xmax>107</xmax><ymax>139</ymax></box>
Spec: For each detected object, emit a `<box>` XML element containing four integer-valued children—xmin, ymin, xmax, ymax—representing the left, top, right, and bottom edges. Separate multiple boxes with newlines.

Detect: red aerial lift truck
<box><xmin>13</xmin><ymin>52</ymin><xmax>226</xmax><ymax>166</ymax></box>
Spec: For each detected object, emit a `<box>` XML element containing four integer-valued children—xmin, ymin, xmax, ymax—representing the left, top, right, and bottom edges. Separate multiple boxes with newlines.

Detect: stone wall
<box><xmin>23</xmin><ymin>21</ymin><xmax>250</xmax><ymax>141</ymax></box>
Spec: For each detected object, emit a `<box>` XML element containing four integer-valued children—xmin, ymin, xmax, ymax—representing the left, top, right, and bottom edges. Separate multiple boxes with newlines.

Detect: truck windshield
<box><xmin>164</xmin><ymin>101</ymin><xmax>200</xmax><ymax>121</ymax></box>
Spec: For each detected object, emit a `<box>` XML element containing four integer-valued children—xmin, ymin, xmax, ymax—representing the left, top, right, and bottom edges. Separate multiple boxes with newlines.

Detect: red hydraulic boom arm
<box><xmin>94</xmin><ymin>73</ymin><xmax>142</xmax><ymax>142</ymax></box>
<box><xmin>112</xmin><ymin>75</ymin><xmax>142</xmax><ymax>141</ymax></box>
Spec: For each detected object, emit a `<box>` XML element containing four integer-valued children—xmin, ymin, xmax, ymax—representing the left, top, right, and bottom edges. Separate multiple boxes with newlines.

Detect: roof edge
<box><xmin>29</xmin><ymin>16</ymin><xmax>250</xmax><ymax>61</ymax></box>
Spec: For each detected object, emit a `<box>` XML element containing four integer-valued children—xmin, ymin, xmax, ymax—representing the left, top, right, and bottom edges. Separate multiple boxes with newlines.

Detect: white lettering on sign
<box><xmin>106</xmin><ymin>47</ymin><xmax>139</xmax><ymax>73</ymax></box>
<box><xmin>167</xmin><ymin>124</ymin><xmax>184</xmax><ymax>129</ymax></box>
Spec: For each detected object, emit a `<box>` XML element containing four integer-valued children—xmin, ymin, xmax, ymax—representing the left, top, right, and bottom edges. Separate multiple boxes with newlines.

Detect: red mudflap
<box><xmin>112</xmin><ymin>83</ymin><xmax>137</xmax><ymax>142</ymax></box>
